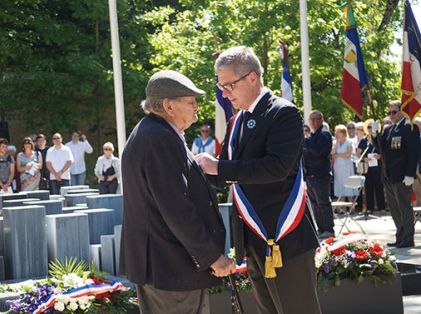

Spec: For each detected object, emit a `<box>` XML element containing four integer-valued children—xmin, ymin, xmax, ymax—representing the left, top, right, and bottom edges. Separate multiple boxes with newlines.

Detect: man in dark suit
<box><xmin>120</xmin><ymin>70</ymin><xmax>235</xmax><ymax>313</ymax></box>
<box><xmin>196</xmin><ymin>46</ymin><xmax>320</xmax><ymax>314</ymax></box>
<box><xmin>373</xmin><ymin>100</ymin><xmax>420</xmax><ymax>248</ymax></box>
<box><xmin>303</xmin><ymin>110</ymin><xmax>334</xmax><ymax>239</ymax></box>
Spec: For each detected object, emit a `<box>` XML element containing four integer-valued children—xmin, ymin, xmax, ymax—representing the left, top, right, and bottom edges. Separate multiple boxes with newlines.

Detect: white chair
<box><xmin>331</xmin><ymin>175</ymin><xmax>366</xmax><ymax>234</ymax></box>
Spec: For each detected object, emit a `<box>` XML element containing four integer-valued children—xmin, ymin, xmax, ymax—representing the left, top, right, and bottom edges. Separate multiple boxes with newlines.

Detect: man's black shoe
<box><xmin>396</xmin><ymin>242</ymin><xmax>415</xmax><ymax>248</ymax></box>
<box><xmin>387</xmin><ymin>242</ymin><xmax>398</xmax><ymax>247</ymax></box>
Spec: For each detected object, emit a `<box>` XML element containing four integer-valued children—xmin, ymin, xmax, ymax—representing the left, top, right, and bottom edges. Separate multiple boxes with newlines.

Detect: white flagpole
<box><xmin>108</xmin><ymin>0</ymin><xmax>126</xmax><ymax>158</ymax></box>
<box><xmin>299</xmin><ymin>0</ymin><xmax>312</xmax><ymax>123</ymax></box>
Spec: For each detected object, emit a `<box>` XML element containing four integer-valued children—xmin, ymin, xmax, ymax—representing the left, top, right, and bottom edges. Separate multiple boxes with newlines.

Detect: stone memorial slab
<box><xmin>77</xmin><ymin>209</ymin><xmax>114</xmax><ymax>244</ymax></box>
<box><xmin>67</xmin><ymin>189</ymin><xmax>99</xmax><ymax>195</ymax></box>
<box><xmin>65</xmin><ymin>193</ymin><xmax>98</xmax><ymax>207</ymax></box>
<box><xmin>62</xmin><ymin>206</ymin><xmax>88</xmax><ymax>214</ymax></box>
<box><xmin>218</xmin><ymin>203</ymin><xmax>232</xmax><ymax>254</ymax></box>
<box><xmin>49</xmin><ymin>195</ymin><xmax>65</xmax><ymax>202</ymax></box>
<box><xmin>0</xmin><ymin>193</ymin><xmax>28</xmax><ymax>211</ymax></box>
<box><xmin>114</xmin><ymin>225</ymin><xmax>122</xmax><ymax>275</ymax></box>
<box><xmin>0</xmin><ymin>256</ymin><xmax>4</xmax><ymax>281</ymax></box>
<box><xmin>3</xmin><ymin>198</ymin><xmax>40</xmax><ymax>208</ymax></box>
<box><xmin>25</xmin><ymin>190</ymin><xmax>50</xmax><ymax>201</ymax></box>
<box><xmin>87</xmin><ymin>194</ymin><xmax>124</xmax><ymax>225</ymax></box>
<box><xmin>2</xmin><ymin>205</ymin><xmax>48</xmax><ymax>280</ymax></box>
<box><xmin>90</xmin><ymin>244</ymin><xmax>101</xmax><ymax>270</ymax></box>
<box><xmin>24</xmin><ymin>200</ymin><xmax>63</xmax><ymax>215</ymax></box>
<box><xmin>60</xmin><ymin>185</ymin><xmax>89</xmax><ymax>196</ymax></box>
<box><xmin>0</xmin><ymin>217</ymin><xmax>3</xmax><ymax>256</ymax></box>
<box><xmin>100</xmin><ymin>235</ymin><xmax>115</xmax><ymax>275</ymax></box>
<box><xmin>46</xmin><ymin>213</ymin><xmax>90</xmax><ymax>262</ymax></box>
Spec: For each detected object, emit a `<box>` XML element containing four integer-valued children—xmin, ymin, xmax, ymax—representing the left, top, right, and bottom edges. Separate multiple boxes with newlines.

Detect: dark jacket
<box><xmin>376</xmin><ymin>118</ymin><xmax>420</xmax><ymax>183</ymax></box>
<box><xmin>120</xmin><ymin>114</ymin><xmax>225</xmax><ymax>291</ymax></box>
<box><xmin>210</xmin><ymin>91</ymin><xmax>319</xmax><ymax>264</ymax></box>
<box><xmin>303</xmin><ymin>126</ymin><xmax>332</xmax><ymax>177</ymax></box>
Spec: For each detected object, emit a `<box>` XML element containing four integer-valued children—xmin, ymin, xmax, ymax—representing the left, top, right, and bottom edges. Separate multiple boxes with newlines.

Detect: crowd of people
<box><xmin>303</xmin><ymin>103</ymin><xmax>420</xmax><ymax>249</ymax></box>
<box><xmin>0</xmin><ymin>132</ymin><xmax>121</xmax><ymax>195</ymax></box>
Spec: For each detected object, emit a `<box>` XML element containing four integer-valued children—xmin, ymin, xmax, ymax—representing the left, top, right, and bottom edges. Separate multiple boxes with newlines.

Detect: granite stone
<box><xmin>86</xmin><ymin>194</ymin><xmax>123</xmax><ymax>225</ymax></box>
<box><xmin>77</xmin><ymin>209</ymin><xmax>114</xmax><ymax>244</ymax></box>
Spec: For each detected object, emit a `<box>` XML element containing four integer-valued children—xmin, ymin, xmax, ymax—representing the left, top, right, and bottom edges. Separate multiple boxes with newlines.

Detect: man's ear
<box><xmin>162</xmin><ymin>98</ymin><xmax>174</xmax><ymax>116</ymax></box>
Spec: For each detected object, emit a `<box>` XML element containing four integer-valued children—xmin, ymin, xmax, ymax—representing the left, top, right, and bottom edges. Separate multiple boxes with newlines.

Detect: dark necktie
<box><xmin>239</xmin><ymin>111</ymin><xmax>252</xmax><ymax>145</ymax></box>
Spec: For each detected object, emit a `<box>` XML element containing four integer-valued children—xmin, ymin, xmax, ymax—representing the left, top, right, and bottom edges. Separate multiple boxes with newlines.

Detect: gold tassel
<box><xmin>272</xmin><ymin>244</ymin><xmax>283</xmax><ymax>268</ymax></box>
<box><xmin>265</xmin><ymin>255</ymin><xmax>277</xmax><ymax>278</ymax></box>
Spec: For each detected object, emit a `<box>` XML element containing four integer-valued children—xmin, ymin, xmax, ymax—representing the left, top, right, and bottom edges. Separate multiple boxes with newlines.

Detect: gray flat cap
<box><xmin>146</xmin><ymin>70</ymin><xmax>205</xmax><ymax>98</ymax></box>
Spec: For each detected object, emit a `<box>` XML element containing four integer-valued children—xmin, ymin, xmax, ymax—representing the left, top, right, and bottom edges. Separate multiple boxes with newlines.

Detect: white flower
<box><xmin>54</xmin><ymin>301</ymin><xmax>65</xmax><ymax>312</ymax></box>
<box><xmin>62</xmin><ymin>273</ymin><xmax>85</xmax><ymax>288</ymax></box>
<box><xmin>53</xmin><ymin>287</ymin><xmax>62</xmax><ymax>294</ymax></box>
<box><xmin>67</xmin><ymin>301</ymin><xmax>79</xmax><ymax>311</ymax></box>
<box><xmin>389</xmin><ymin>255</ymin><xmax>396</xmax><ymax>262</ymax></box>
<box><xmin>378</xmin><ymin>258</ymin><xmax>384</xmax><ymax>265</ymax></box>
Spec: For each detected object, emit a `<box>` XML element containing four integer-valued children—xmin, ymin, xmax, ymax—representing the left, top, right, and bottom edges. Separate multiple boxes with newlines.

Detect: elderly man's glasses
<box><xmin>216</xmin><ymin>71</ymin><xmax>251</xmax><ymax>92</ymax></box>
<box><xmin>103</xmin><ymin>148</ymin><xmax>112</xmax><ymax>151</ymax></box>
<box><xmin>388</xmin><ymin>110</ymin><xmax>398</xmax><ymax>115</ymax></box>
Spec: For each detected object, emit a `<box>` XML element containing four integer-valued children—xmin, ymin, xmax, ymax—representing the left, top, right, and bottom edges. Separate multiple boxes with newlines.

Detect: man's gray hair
<box><xmin>215</xmin><ymin>46</ymin><xmax>263</xmax><ymax>77</ymax></box>
<box><xmin>141</xmin><ymin>97</ymin><xmax>165</xmax><ymax>115</ymax></box>
<box><xmin>310</xmin><ymin>110</ymin><xmax>323</xmax><ymax>119</ymax></box>
<box><xmin>388</xmin><ymin>100</ymin><xmax>401</xmax><ymax>108</ymax></box>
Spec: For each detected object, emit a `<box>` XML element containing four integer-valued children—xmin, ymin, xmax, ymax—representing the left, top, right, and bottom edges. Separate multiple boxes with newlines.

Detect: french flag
<box><xmin>215</xmin><ymin>87</ymin><xmax>234</xmax><ymax>156</ymax></box>
<box><xmin>401</xmin><ymin>0</ymin><xmax>421</xmax><ymax>121</ymax></box>
<box><xmin>278</xmin><ymin>40</ymin><xmax>294</xmax><ymax>102</ymax></box>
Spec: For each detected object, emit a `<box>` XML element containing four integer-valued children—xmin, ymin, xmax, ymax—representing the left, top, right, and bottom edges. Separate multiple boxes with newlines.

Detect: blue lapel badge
<box><xmin>247</xmin><ymin>119</ymin><xmax>256</xmax><ymax>129</ymax></box>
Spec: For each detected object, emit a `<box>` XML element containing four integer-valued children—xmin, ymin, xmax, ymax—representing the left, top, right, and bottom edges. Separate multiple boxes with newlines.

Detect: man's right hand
<box><xmin>210</xmin><ymin>255</ymin><xmax>236</xmax><ymax>277</ymax></box>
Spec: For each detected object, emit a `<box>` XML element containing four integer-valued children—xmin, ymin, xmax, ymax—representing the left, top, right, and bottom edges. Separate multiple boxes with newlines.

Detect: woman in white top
<box><xmin>94</xmin><ymin>142</ymin><xmax>120</xmax><ymax>194</ymax></box>
<box><xmin>332</xmin><ymin>124</ymin><xmax>357</xmax><ymax>199</ymax></box>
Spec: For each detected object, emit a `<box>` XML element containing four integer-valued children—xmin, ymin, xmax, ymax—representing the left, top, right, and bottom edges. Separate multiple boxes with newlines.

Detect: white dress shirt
<box><xmin>65</xmin><ymin>140</ymin><xmax>93</xmax><ymax>175</ymax></box>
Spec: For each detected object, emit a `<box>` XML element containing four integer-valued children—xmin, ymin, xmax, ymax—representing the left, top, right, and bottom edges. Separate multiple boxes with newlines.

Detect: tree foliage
<box><xmin>0</xmin><ymin>0</ymin><xmax>406</xmax><ymax>144</ymax></box>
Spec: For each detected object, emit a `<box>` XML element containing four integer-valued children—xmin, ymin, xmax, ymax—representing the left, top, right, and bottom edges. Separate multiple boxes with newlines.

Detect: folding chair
<box><xmin>331</xmin><ymin>175</ymin><xmax>366</xmax><ymax>234</ymax></box>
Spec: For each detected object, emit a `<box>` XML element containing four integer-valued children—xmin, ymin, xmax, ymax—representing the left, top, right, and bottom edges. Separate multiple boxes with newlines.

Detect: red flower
<box><xmin>355</xmin><ymin>250</ymin><xmax>369</xmax><ymax>261</ymax></box>
<box><xmin>331</xmin><ymin>246</ymin><xmax>346</xmax><ymax>256</ymax></box>
<box><xmin>325</xmin><ymin>237</ymin><xmax>335</xmax><ymax>245</ymax></box>
<box><xmin>369</xmin><ymin>243</ymin><xmax>384</xmax><ymax>256</ymax></box>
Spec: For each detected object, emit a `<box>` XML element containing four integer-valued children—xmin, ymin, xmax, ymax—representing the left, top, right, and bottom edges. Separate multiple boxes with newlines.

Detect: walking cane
<box><xmin>228</xmin><ymin>274</ymin><xmax>245</xmax><ymax>313</ymax></box>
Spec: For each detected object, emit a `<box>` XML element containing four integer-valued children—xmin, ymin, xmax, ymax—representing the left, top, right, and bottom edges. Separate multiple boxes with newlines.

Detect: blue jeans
<box><xmin>50</xmin><ymin>179</ymin><xmax>70</xmax><ymax>195</ymax></box>
<box><xmin>71</xmin><ymin>172</ymin><xmax>86</xmax><ymax>186</ymax></box>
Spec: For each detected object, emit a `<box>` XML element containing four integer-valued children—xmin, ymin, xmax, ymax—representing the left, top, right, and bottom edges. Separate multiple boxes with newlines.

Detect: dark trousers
<box><xmin>247</xmin><ymin>248</ymin><xmax>321</xmax><ymax>314</ymax></box>
<box><xmin>50</xmin><ymin>179</ymin><xmax>70</xmax><ymax>195</ymax></box>
<box><xmin>99</xmin><ymin>179</ymin><xmax>118</xmax><ymax>194</ymax></box>
<box><xmin>384</xmin><ymin>180</ymin><xmax>414</xmax><ymax>245</ymax></box>
<box><xmin>136</xmin><ymin>284</ymin><xmax>208</xmax><ymax>314</ymax></box>
<box><xmin>365</xmin><ymin>168</ymin><xmax>385</xmax><ymax>211</ymax></box>
<box><xmin>306</xmin><ymin>176</ymin><xmax>334</xmax><ymax>233</ymax></box>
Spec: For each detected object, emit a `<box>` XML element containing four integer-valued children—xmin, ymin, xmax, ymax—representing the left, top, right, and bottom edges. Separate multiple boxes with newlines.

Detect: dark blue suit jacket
<box><xmin>211</xmin><ymin>91</ymin><xmax>319</xmax><ymax>264</ymax></box>
<box><xmin>120</xmin><ymin>114</ymin><xmax>225</xmax><ymax>291</ymax></box>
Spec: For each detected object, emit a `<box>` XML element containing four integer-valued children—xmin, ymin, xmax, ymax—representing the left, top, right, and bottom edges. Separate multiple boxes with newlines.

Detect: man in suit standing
<box><xmin>373</xmin><ymin>100</ymin><xmax>420</xmax><ymax>248</ymax></box>
<box><xmin>196</xmin><ymin>46</ymin><xmax>320</xmax><ymax>314</ymax></box>
<box><xmin>120</xmin><ymin>70</ymin><xmax>234</xmax><ymax>313</ymax></box>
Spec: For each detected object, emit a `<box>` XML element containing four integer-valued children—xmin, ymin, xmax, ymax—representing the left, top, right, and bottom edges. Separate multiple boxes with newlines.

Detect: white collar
<box><xmin>245</xmin><ymin>87</ymin><xmax>269</xmax><ymax>114</ymax></box>
<box><xmin>393</xmin><ymin>116</ymin><xmax>406</xmax><ymax>126</ymax></box>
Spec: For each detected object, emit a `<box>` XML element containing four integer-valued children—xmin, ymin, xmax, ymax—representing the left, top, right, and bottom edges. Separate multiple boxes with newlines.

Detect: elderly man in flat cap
<box><xmin>120</xmin><ymin>70</ymin><xmax>235</xmax><ymax>313</ymax></box>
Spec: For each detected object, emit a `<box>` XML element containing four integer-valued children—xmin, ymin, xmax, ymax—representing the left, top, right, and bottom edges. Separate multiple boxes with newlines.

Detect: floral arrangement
<box><xmin>1</xmin><ymin>258</ymin><xmax>136</xmax><ymax>313</ymax></box>
<box><xmin>316</xmin><ymin>234</ymin><xmax>398</xmax><ymax>290</ymax></box>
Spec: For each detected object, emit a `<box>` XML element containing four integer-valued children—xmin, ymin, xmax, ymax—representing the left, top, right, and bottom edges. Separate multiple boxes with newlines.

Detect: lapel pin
<box><xmin>247</xmin><ymin>119</ymin><xmax>256</xmax><ymax>129</ymax></box>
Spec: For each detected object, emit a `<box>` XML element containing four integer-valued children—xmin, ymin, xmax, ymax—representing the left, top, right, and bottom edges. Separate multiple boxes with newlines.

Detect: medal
<box><xmin>247</xmin><ymin>119</ymin><xmax>256</xmax><ymax>129</ymax></box>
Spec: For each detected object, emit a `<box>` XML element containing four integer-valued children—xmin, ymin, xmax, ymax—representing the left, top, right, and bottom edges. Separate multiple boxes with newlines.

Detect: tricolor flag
<box><xmin>340</xmin><ymin>2</ymin><xmax>368</xmax><ymax>118</ymax></box>
<box><xmin>278</xmin><ymin>40</ymin><xmax>294</xmax><ymax>102</ymax></box>
<box><xmin>401</xmin><ymin>0</ymin><xmax>421</xmax><ymax>121</ymax></box>
<box><xmin>215</xmin><ymin>87</ymin><xmax>234</xmax><ymax>156</ymax></box>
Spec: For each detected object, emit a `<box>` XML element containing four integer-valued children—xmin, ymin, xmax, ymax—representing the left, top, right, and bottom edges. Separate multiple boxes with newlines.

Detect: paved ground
<box><xmin>332</xmin><ymin>212</ymin><xmax>421</xmax><ymax>314</ymax></box>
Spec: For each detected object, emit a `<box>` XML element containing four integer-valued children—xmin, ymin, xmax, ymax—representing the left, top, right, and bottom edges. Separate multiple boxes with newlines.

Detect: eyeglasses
<box><xmin>52</xmin><ymin>137</ymin><xmax>61</xmax><ymax>140</ymax></box>
<box><xmin>23</xmin><ymin>141</ymin><xmax>32</xmax><ymax>144</ymax></box>
<box><xmin>216</xmin><ymin>71</ymin><xmax>251</xmax><ymax>92</ymax></box>
<box><xmin>103</xmin><ymin>148</ymin><xmax>112</xmax><ymax>151</ymax></box>
<box><xmin>200</xmin><ymin>130</ymin><xmax>209</xmax><ymax>133</ymax></box>
<box><xmin>367</xmin><ymin>126</ymin><xmax>372</xmax><ymax>129</ymax></box>
<box><xmin>388</xmin><ymin>110</ymin><xmax>398</xmax><ymax>115</ymax></box>
<box><xmin>347</xmin><ymin>127</ymin><xmax>355</xmax><ymax>130</ymax></box>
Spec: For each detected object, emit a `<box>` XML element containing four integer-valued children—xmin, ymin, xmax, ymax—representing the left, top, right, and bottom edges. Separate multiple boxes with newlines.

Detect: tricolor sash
<box><xmin>228</xmin><ymin>111</ymin><xmax>307</xmax><ymax>278</ymax></box>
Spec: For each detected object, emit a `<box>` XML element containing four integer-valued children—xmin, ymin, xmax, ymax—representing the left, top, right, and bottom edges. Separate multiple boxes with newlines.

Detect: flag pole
<box><xmin>108</xmin><ymin>0</ymin><xmax>127</xmax><ymax>159</ymax></box>
<box><xmin>299</xmin><ymin>0</ymin><xmax>312</xmax><ymax>123</ymax></box>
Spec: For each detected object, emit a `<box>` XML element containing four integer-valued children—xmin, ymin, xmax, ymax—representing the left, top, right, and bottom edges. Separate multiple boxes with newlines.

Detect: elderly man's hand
<box><xmin>210</xmin><ymin>255</ymin><xmax>236</xmax><ymax>277</ymax></box>
<box><xmin>194</xmin><ymin>153</ymin><xmax>219</xmax><ymax>175</ymax></box>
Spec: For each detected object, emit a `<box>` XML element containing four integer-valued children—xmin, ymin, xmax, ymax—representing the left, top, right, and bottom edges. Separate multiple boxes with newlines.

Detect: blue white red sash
<box><xmin>227</xmin><ymin>110</ymin><xmax>307</xmax><ymax>277</ymax></box>
<box><xmin>33</xmin><ymin>281</ymin><xmax>124</xmax><ymax>313</ymax></box>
